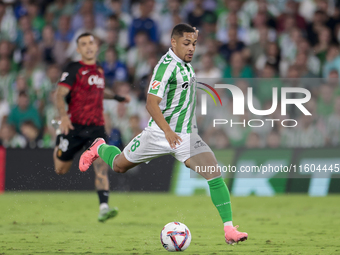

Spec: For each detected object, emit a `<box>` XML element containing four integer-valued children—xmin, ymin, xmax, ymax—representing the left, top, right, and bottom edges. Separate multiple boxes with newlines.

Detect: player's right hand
<box><xmin>165</xmin><ymin>130</ymin><xmax>182</xmax><ymax>149</ymax></box>
<box><xmin>60</xmin><ymin>115</ymin><xmax>74</xmax><ymax>135</ymax></box>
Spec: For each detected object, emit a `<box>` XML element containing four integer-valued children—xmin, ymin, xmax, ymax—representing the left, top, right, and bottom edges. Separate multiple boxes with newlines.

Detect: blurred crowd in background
<box><xmin>0</xmin><ymin>0</ymin><xmax>340</xmax><ymax>149</ymax></box>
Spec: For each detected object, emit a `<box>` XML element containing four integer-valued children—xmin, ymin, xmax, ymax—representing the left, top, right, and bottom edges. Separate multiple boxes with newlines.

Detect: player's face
<box><xmin>172</xmin><ymin>32</ymin><xmax>197</xmax><ymax>63</ymax></box>
<box><xmin>77</xmin><ymin>36</ymin><xmax>98</xmax><ymax>61</ymax></box>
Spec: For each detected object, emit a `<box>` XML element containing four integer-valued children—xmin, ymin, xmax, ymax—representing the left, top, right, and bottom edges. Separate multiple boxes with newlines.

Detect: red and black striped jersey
<box><xmin>58</xmin><ymin>61</ymin><xmax>105</xmax><ymax>126</ymax></box>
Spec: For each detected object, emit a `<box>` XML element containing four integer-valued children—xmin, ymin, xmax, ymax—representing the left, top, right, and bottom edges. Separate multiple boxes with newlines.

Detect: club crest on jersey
<box><xmin>88</xmin><ymin>75</ymin><xmax>104</xmax><ymax>88</ymax></box>
<box><xmin>181</xmin><ymin>70</ymin><xmax>187</xmax><ymax>76</ymax></box>
<box><xmin>60</xmin><ymin>72</ymin><xmax>69</xmax><ymax>82</ymax></box>
<box><xmin>151</xmin><ymin>80</ymin><xmax>161</xmax><ymax>90</ymax></box>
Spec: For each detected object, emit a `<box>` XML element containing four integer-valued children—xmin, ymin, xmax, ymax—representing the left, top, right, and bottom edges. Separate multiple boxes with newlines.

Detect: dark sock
<box><xmin>97</xmin><ymin>190</ymin><xmax>109</xmax><ymax>204</ymax></box>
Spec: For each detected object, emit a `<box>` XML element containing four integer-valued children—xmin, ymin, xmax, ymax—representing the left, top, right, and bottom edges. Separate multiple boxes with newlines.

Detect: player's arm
<box><xmin>146</xmin><ymin>94</ymin><xmax>182</xmax><ymax>149</ymax></box>
<box><xmin>55</xmin><ymin>85</ymin><xmax>74</xmax><ymax>135</ymax></box>
<box><xmin>103</xmin><ymin>88</ymin><xmax>130</xmax><ymax>103</ymax></box>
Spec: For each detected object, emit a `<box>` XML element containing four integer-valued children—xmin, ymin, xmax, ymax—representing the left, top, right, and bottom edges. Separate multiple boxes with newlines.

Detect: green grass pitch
<box><xmin>0</xmin><ymin>192</ymin><xmax>339</xmax><ymax>255</ymax></box>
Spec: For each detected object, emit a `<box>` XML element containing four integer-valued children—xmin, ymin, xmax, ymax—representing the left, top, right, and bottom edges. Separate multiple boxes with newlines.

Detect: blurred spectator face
<box><xmin>83</xmin><ymin>14</ymin><xmax>95</xmax><ymax>30</ymax></box>
<box><xmin>107</xmin><ymin>16</ymin><xmax>120</xmax><ymax>30</ymax></box>
<box><xmin>111</xmin><ymin>0</ymin><xmax>123</xmax><ymax>13</ymax></box>
<box><xmin>258</xmin><ymin>26</ymin><xmax>268</xmax><ymax>43</ymax></box>
<box><xmin>0</xmin><ymin>41</ymin><xmax>12</xmax><ymax>57</ymax></box>
<box><xmin>228</xmin><ymin>0</ymin><xmax>240</xmax><ymax>12</ymax></box>
<box><xmin>16</xmin><ymin>76</ymin><xmax>28</xmax><ymax>92</ymax></box>
<box><xmin>316</xmin><ymin>0</ymin><xmax>328</xmax><ymax>12</ymax></box>
<box><xmin>0</xmin><ymin>2</ymin><xmax>5</xmax><ymax>16</ymax></box>
<box><xmin>129</xmin><ymin>115</ymin><xmax>140</xmax><ymax>130</ymax></box>
<box><xmin>326</xmin><ymin>45</ymin><xmax>339</xmax><ymax>61</ymax></box>
<box><xmin>20</xmin><ymin>121</ymin><xmax>39</xmax><ymax>142</ymax></box>
<box><xmin>117</xmin><ymin>102</ymin><xmax>127</xmax><ymax>118</ymax></box>
<box><xmin>246</xmin><ymin>133</ymin><xmax>260</xmax><ymax>148</ymax></box>
<box><xmin>18</xmin><ymin>93</ymin><xmax>29</xmax><ymax>110</ymax></box>
<box><xmin>76</xmin><ymin>35</ymin><xmax>98</xmax><ymax>61</ymax></box>
<box><xmin>58</xmin><ymin>16</ymin><xmax>70</xmax><ymax>33</ymax></box>
<box><xmin>284</xmin><ymin>15</ymin><xmax>296</xmax><ymax>31</ymax></box>
<box><xmin>81</xmin><ymin>0</ymin><xmax>94</xmax><ymax>14</ymax></box>
<box><xmin>297</xmin><ymin>39</ymin><xmax>310</xmax><ymax>54</ymax></box>
<box><xmin>19</xmin><ymin>16</ymin><xmax>32</xmax><ymax>31</ymax></box>
<box><xmin>318</xmin><ymin>28</ymin><xmax>331</xmax><ymax>44</ymax></box>
<box><xmin>228</xmin><ymin>13</ymin><xmax>238</xmax><ymax>27</ymax></box>
<box><xmin>228</xmin><ymin>27</ymin><xmax>238</xmax><ymax>43</ymax></box>
<box><xmin>23</xmin><ymin>31</ymin><xmax>36</xmax><ymax>47</ymax></box>
<box><xmin>140</xmin><ymin>0</ymin><xmax>155</xmax><ymax>18</ymax></box>
<box><xmin>320</xmin><ymin>85</ymin><xmax>333</xmax><ymax>103</ymax></box>
<box><xmin>134</xmin><ymin>32</ymin><xmax>149</xmax><ymax>47</ymax></box>
<box><xmin>0</xmin><ymin>124</ymin><xmax>15</xmax><ymax>142</ymax></box>
<box><xmin>47</xmin><ymin>65</ymin><xmax>61</xmax><ymax>82</ymax></box>
<box><xmin>24</xmin><ymin>45</ymin><xmax>40</xmax><ymax>67</ymax></box>
<box><xmin>106</xmin><ymin>30</ymin><xmax>118</xmax><ymax>45</ymax></box>
<box><xmin>267</xmin><ymin>42</ymin><xmax>279</xmax><ymax>57</ymax></box>
<box><xmin>205</xmin><ymin>38</ymin><xmax>217</xmax><ymax>54</ymax></box>
<box><xmin>328</xmin><ymin>70</ymin><xmax>339</xmax><ymax>80</ymax></box>
<box><xmin>148</xmin><ymin>54</ymin><xmax>158</xmax><ymax>69</ymax></box>
<box><xmin>262</xmin><ymin>65</ymin><xmax>275</xmax><ymax>78</ymax></box>
<box><xmin>0</xmin><ymin>58</ymin><xmax>10</xmax><ymax>75</ymax></box>
<box><xmin>105</xmin><ymin>48</ymin><xmax>117</xmax><ymax>63</ymax></box>
<box><xmin>287</xmin><ymin>66</ymin><xmax>300</xmax><ymax>78</ymax></box>
<box><xmin>253</xmin><ymin>12</ymin><xmax>267</xmax><ymax>28</ymax></box>
<box><xmin>230</xmin><ymin>52</ymin><xmax>244</xmax><ymax>70</ymax></box>
<box><xmin>116</xmin><ymin>83</ymin><xmax>131</xmax><ymax>96</ymax></box>
<box><xmin>286</xmin><ymin>0</ymin><xmax>299</xmax><ymax>14</ymax></box>
<box><xmin>257</xmin><ymin>0</ymin><xmax>268</xmax><ymax>12</ymax></box>
<box><xmin>313</xmin><ymin>11</ymin><xmax>326</xmax><ymax>24</ymax></box>
<box><xmin>167</xmin><ymin>0</ymin><xmax>180</xmax><ymax>13</ymax></box>
<box><xmin>290</xmin><ymin>28</ymin><xmax>302</xmax><ymax>43</ymax></box>
<box><xmin>27</xmin><ymin>2</ymin><xmax>39</xmax><ymax>18</ymax></box>
<box><xmin>201</xmin><ymin>54</ymin><xmax>213</xmax><ymax>71</ymax></box>
<box><xmin>267</xmin><ymin>132</ymin><xmax>280</xmax><ymax>148</ymax></box>
<box><xmin>42</xmin><ymin>25</ymin><xmax>55</xmax><ymax>42</ymax></box>
<box><xmin>295</xmin><ymin>53</ymin><xmax>308</xmax><ymax>68</ymax></box>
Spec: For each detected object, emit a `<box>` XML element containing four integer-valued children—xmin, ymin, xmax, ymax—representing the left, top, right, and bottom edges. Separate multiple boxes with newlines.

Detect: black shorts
<box><xmin>55</xmin><ymin>124</ymin><xmax>107</xmax><ymax>161</ymax></box>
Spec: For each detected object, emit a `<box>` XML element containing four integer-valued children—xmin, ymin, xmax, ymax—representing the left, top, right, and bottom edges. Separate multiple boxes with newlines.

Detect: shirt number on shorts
<box><xmin>131</xmin><ymin>135</ymin><xmax>141</xmax><ymax>152</ymax></box>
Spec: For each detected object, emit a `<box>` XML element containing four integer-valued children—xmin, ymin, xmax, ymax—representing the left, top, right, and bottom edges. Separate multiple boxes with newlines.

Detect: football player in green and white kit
<box><xmin>79</xmin><ymin>24</ymin><xmax>248</xmax><ymax>245</ymax></box>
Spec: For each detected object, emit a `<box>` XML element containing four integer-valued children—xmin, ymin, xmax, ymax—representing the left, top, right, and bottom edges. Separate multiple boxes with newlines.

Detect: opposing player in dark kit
<box><xmin>54</xmin><ymin>32</ymin><xmax>129</xmax><ymax>222</ymax></box>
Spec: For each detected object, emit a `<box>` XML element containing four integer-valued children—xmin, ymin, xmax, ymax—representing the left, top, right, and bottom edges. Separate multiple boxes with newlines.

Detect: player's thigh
<box><xmin>185</xmin><ymin>152</ymin><xmax>221</xmax><ymax>180</ymax></box>
<box><xmin>113</xmin><ymin>152</ymin><xmax>140</xmax><ymax>173</ymax></box>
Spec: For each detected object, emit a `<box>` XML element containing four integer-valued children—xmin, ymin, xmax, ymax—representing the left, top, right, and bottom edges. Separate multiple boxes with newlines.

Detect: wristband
<box><xmin>113</xmin><ymin>95</ymin><xmax>126</xmax><ymax>102</ymax></box>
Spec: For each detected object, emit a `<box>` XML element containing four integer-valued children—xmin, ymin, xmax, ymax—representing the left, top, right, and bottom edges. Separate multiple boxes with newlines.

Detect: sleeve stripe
<box><xmin>58</xmin><ymin>83</ymin><xmax>72</xmax><ymax>89</ymax></box>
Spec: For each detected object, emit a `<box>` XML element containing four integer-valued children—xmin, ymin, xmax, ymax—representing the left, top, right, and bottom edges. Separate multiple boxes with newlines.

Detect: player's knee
<box><xmin>55</xmin><ymin>167</ymin><xmax>68</xmax><ymax>175</ymax></box>
<box><xmin>113</xmin><ymin>163</ymin><xmax>127</xmax><ymax>173</ymax></box>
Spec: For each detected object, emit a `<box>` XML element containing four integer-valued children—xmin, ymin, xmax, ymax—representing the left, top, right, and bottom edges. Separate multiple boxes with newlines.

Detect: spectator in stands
<box><xmin>317</xmin><ymin>84</ymin><xmax>334</xmax><ymax>117</ymax></box>
<box><xmin>129</xmin><ymin>0</ymin><xmax>158</xmax><ymax>47</ymax></box>
<box><xmin>246</xmin><ymin>11</ymin><xmax>276</xmax><ymax>45</ymax></box>
<box><xmin>16</xmin><ymin>15</ymin><xmax>39</xmax><ymax>49</ymax></box>
<box><xmin>101</xmin><ymin>47</ymin><xmax>128</xmax><ymax>87</ymax></box>
<box><xmin>107</xmin><ymin>0</ymin><xmax>132</xmax><ymax>38</ymax></box>
<box><xmin>255</xmin><ymin>42</ymin><xmax>282</xmax><ymax>75</ymax></box>
<box><xmin>0</xmin><ymin>41</ymin><xmax>17</xmax><ymax>71</ymax></box>
<box><xmin>223</xmin><ymin>52</ymin><xmax>253</xmax><ymax>79</ymax></box>
<box><xmin>277</xmin><ymin>0</ymin><xmax>306</xmax><ymax>33</ymax></box>
<box><xmin>39</xmin><ymin>25</ymin><xmax>57</xmax><ymax>64</ymax></box>
<box><xmin>0</xmin><ymin>0</ymin><xmax>17</xmax><ymax>42</ymax></box>
<box><xmin>204</xmin><ymin>37</ymin><xmax>227</xmax><ymax>70</ymax></box>
<box><xmin>0</xmin><ymin>58</ymin><xmax>16</xmax><ymax>105</ymax></box>
<box><xmin>0</xmin><ymin>123</ymin><xmax>26</xmax><ymax>148</ymax></box>
<box><xmin>7</xmin><ymin>91</ymin><xmax>41</xmax><ymax>132</ymax></box>
<box><xmin>20</xmin><ymin>120</ymin><xmax>41</xmax><ymax>149</ymax></box>
<box><xmin>314</xmin><ymin>26</ymin><xmax>333</xmax><ymax>66</ymax></box>
<box><xmin>219</xmin><ymin>26</ymin><xmax>246</xmax><ymax>62</ymax></box>
<box><xmin>244</xmin><ymin>26</ymin><xmax>269</xmax><ymax>67</ymax></box>
<box><xmin>27</xmin><ymin>0</ymin><xmax>45</xmax><ymax>33</ymax></box>
<box><xmin>98</xmin><ymin>29</ymin><xmax>126</xmax><ymax>63</ymax></box>
<box><xmin>196</xmin><ymin>53</ymin><xmax>221</xmax><ymax>84</ymax></box>
<box><xmin>0</xmin><ymin>90</ymin><xmax>9</xmax><ymax>128</ymax></box>
<box><xmin>246</xmin><ymin>132</ymin><xmax>261</xmax><ymax>148</ymax></box>
<box><xmin>322</xmin><ymin>44</ymin><xmax>340</xmax><ymax>79</ymax></box>
<box><xmin>46</xmin><ymin>0</ymin><xmax>74</xmax><ymax>28</ymax></box>
<box><xmin>54</xmin><ymin>15</ymin><xmax>73</xmax><ymax>66</ymax></box>
<box><xmin>326</xmin><ymin>96</ymin><xmax>340</xmax><ymax>146</ymax></box>
<box><xmin>187</xmin><ymin>0</ymin><xmax>214</xmax><ymax>29</ymax></box>
<box><xmin>266</xmin><ymin>131</ymin><xmax>281</xmax><ymax>148</ymax></box>
<box><xmin>296</xmin><ymin>38</ymin><xmax>321</xmax><ymax>77</ymax></box>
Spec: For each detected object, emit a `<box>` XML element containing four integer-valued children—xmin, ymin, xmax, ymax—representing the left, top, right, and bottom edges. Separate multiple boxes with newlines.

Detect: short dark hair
<box><xmin>76</xmin><ymin>32</ymin><xmax>94</xmax><ymax>43</ymax></box>
<box><xmin>171</xmin><ymin>24</ymin><xmax>195</xmax><ymax>38</ymax></box>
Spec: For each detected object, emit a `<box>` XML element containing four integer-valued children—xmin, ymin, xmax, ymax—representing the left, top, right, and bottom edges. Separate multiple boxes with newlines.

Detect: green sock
<box><xmin>208</xmin><ymin>177</ymin><xmax>232</xmax><ymax>223</ymax></box>
<box><xmin>98</xmin><ymin>144</ymin><xmax>121</xmax><ymax>168</ymax></box>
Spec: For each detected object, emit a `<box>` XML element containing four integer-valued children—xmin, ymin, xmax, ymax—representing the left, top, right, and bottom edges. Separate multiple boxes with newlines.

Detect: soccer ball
<box><xmin>160</xmin><ymin>222</ymin><xmax>191</xmax><ymax>252</ymax></box>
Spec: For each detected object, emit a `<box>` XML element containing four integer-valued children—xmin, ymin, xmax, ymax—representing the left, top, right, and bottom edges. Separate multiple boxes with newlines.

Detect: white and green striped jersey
<box><xmin>147</xmin><ymin>48</ymin><xmax>197</xmax><ymax>134</ymax></box>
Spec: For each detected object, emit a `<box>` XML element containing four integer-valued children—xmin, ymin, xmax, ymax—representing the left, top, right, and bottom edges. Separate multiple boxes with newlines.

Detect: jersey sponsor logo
<box><xmin>151</xmin><ymin>80</ymin><xmax>161</xmax><ymax>90</ymax></box>
<box><xmin>60</xmin><ymin>72</ymin><xmax>69</xmax><ymax>82</ymax></box>
<box><xmin>181</xmin><ymin>81</ymin><xmax>189</xmax><ymax>89</ymax></box>
<box><xmin>88</xmin><ymin>75</ymin><xmax>105</xmax><ymax>88</ymax></box>
<box><xmin>82</xmin><ymin>70</ymin><xmax>90</xmax><ymax>75</ymax></box>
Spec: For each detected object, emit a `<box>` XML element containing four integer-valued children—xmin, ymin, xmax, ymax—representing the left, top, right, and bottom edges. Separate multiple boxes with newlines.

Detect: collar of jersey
<box><xmin>168</xmin><ymin>48</ymin><xmax>187</xmax><ymax>66</ymax></box>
